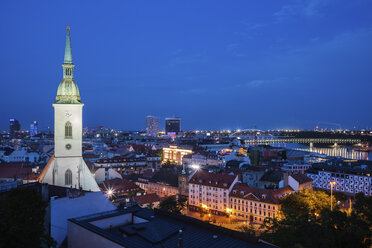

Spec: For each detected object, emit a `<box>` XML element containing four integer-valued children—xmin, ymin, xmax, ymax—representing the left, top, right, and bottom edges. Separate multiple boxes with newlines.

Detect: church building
<box><xmin>39</xmin><ymin>27</ymin><xmax>100</xmax><ymax>192</ymax></box>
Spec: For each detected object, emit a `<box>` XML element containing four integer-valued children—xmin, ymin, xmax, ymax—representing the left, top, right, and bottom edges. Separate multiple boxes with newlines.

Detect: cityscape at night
<box><xmin>1</xmin><ymin>1</ymin><xmax>372</xmax><ymax>248</ymax></box>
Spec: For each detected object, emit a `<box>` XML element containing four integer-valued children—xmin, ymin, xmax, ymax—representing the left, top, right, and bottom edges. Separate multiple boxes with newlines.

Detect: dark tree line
<box><xmin>0</xmin><ymin>187</ymin><xmax>56</xmax><ymax>248</ymax></box>
<box><xmin>261</xmin><ymin>190</ymin><xmax>372</xmax><ymax>248</ymax></box>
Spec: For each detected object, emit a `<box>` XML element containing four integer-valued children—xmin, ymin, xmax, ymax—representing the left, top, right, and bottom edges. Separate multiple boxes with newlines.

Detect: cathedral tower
<box><xmin>39</xmin><ymin>27</ymin><xmax>99</xmax><ymax>192</ymax></box>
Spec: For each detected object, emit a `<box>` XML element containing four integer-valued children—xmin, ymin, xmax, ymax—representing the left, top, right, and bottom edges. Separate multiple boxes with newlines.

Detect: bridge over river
<box><xmin>239</xmin><ymin>136</ymin><xmax>362</xmax><ymax>146</ymax></box>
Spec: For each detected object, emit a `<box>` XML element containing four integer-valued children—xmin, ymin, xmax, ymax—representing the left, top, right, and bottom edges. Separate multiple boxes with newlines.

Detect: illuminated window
<box><xmin>65</xmin><ymin>169</ymin><xmax>72</xmax><ymax>185</ymax></box>
<box><xmin>65</xmin><ymin>121</ymin><xmax>72</xmax><ymax>138</ymax></box>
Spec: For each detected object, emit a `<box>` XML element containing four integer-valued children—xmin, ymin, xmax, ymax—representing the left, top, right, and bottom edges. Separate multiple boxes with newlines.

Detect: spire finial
<box><xmin>64</xmin><ymin>26</ymin><xmax>73</xmax><ymax>64</ymax></box>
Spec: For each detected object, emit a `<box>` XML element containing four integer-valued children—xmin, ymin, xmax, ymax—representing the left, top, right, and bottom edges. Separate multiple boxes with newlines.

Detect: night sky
<box><xmin>1</xmin><ymin>0</ymin><xmax>372</xmax><ymax>131</ymax></box>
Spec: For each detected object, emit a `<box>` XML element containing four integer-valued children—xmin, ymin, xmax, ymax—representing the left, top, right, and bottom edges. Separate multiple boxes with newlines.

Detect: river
<box><xmin>272</xmin><ymin>143</ymin><xmax>371</xmax><ymax>161</ymax></box>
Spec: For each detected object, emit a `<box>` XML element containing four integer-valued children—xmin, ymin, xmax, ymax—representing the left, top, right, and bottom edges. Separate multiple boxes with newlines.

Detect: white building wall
<box><xmin>307</xmin><ymin>171</ymin><xmax>372</xmax><ymax>196</ymax></box>
<box><xmin>53</xmin><ymin>104</ymin><xmax>83</xmax><ymax>157</ymax></box>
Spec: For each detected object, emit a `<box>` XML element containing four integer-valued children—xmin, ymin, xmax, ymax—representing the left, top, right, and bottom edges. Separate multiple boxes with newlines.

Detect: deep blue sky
<box><xmin>1</xmin><ymin>0</ymin><xmax>372</xmax><ymax>131</ymax></box>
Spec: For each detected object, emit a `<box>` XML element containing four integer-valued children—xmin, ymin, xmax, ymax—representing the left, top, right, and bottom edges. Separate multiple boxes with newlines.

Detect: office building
<box><xmin>9</xmin><ymin>118</ymin><xmax>21</xmax><ymax>138</ymax></box>
<box><xmin>162</xmin><ymin>145</ymin><xmax>193</xmax><ymax>165</ymax></box>
<box><xmin>30</xmin><ymin>121</ymin><xmax>38</xmax><ymax>137</ymax></box>
<box><xmin>165</xmin><ymin>117</ymin><xmax>181</xmax><ymax>135</ymax></box>
<box><xmin>306</xmin><ymin>162</ymin><xmax>372</xmax><ymax>196</ymax></box>
<box><xmin>146</xmin><ymin>115</ymin><xmax>159</xmax><ymax>135</ymax></box>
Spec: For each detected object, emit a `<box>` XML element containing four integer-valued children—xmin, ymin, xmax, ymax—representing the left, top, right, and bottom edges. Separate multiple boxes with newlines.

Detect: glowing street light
<box><xmin>330</xmin><ymin>181</ymin><xmax>337</xmax><ymax>211</ymax></box>
<box><xmin>191</xmin><ymin>164</ymin><xmax>200</xmax><ymax>170</ymax></box>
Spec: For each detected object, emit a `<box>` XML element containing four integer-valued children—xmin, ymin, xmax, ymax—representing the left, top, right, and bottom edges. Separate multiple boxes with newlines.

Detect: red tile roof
<box><xmin>189</xmin><ymin>171</ymin><xmax>237</xmax><ymax>189</ymax></box>
<box><xmin>230</xmin><ymin>184</ymin><xmax>294</xmax><ymax>205</ymax></box>
<box><xmin>134</xmin><ymin>193</ymin><xmax>160</xmax><ymax>205</ymax></box>
<box><xmin>99</xmin><ymin>178</ymin><xmax>141</xmax><ymax>193</ymax></box>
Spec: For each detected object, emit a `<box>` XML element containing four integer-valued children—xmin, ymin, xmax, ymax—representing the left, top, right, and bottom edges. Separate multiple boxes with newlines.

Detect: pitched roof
<box><xmin>260</xmin><ymin>170</ymin><xmax>283</xmax><ymax>183</ymax></box>
<box><xmin>99</xmin><ymin>178</ymin><xmax>141</xmax><ymax>192</ymax></box>
<box><xmin>149</xmin><ymin>168</ymin><xmax>179</xmax><ymax>187</ymax></box>
<box><xmin>189</xmin><ymin>171</ymin><xmax>237</xmax><ymax>189</ymax></box>
<box><xmin>134</xmin><ymin>193</ymin><xmax>160</xmax><ymax>205</ymax></box>
<box><xmin>290</xmin><ymin>174</ymin><xmax>313</xmax><ymax>184</ymax></box>
<box><xmin>230</xmin><ymin>184</ymin><xmax>294</xmax><ymax>204</ymax></box>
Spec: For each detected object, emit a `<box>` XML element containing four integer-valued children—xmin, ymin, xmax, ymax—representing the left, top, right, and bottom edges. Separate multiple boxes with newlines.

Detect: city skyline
<box><xmin>1</xmin><ymin>0</ymin><xmax>372</xmax><ymax>131</ymax></box>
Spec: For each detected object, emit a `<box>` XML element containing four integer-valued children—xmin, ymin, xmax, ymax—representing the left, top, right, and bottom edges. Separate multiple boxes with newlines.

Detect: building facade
<box><xmin>162</xmin><ymin>145</ymin><xmax>193</xmax><ymax>165</ymax></box>
<box><xmin>30</xmin><ymin>121</ymin><xmax>38</xmax><ymax>137</ymax></box>
<box><xmin>9</xmin><ymin>118</ymin><xmax>21</xmax><ymax>138</ymax></box>
<box><xmin>306</xmin><ymin>164</ymin><xmax>372</xmax><ymax>196</ymax></box>
<box><xmin>165</xmin><ymin>117</ymin><xmax>181</xmax><ymax>135</ymax></box>
<box><xmin>229</xmin><ymin>184</ymin><xmax>294</xmax><ymax>224</ymax></box>
<box><xmin>188</xmin><ymin>171</ymin><xmax>238</xmax><ymax>215</ymax></box>
<box><xmin>146</xmin><ymin>115</ymin><xmax>159</xmax><ymax>136</ymax></box>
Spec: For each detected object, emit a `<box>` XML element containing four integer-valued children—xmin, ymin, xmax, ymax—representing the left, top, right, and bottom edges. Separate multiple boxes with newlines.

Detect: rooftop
<box><xmin>189</xmin><ymin>171</ymin><xmax>237</xmax><ymax>189</ymax></box>
<box><xmin>230</xmin><ymin>184</ymin><xmax>294</xmax><ymax>204</ymax></box>
<box><xmin>68</xmin><ymin>206</ymin><xmax>274</xmax><ymax>248</ymax></box>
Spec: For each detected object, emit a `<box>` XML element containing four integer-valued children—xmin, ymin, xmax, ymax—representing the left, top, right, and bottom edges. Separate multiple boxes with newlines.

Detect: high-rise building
<box><xmin>9</xmin><ymin>118</ymin><xmax>21</xmax><ymax>138</ymax></box>
<box><xmin>165</xmin><ymin>117</ymin><xmax>181</xmax><ymax>135</ymax></box>
<box><xmin>30</xmin><ymin>121</ymin><xmax>38</xmax><ymax>137</ymax></box>
<box><xmin>146</xmin><ymin>115</ymin><xmax>159</xmax><ymax>135</ymax></box>
<box><xmin>39</xmin><ymin>27</ymin><xmax>99</xmax><ymax>192</ymax></box>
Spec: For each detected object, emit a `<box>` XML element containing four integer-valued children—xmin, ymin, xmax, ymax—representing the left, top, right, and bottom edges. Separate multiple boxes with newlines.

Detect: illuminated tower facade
<box><xmin>39</xmin><ymin>27</ymin><xmax>99</xmax><ymax>191</ymax></box>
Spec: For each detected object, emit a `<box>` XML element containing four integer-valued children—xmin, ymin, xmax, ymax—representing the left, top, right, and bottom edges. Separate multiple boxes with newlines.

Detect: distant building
<box><xmin>30</xmin><ymin>121</ymin><xmax>38</xmax><ymax>137</ymax></box>
<box><xmin>133</xmin><ymin>193</ymin><xmax>160</xmax><ymax>208</ymax></box>
<box><xmin>9</xmin><ymin>118</ymin><xmax>21</xmax><ymax>138</ymax></box>
<box><xmin>165</xmin><ymin>117</ymin><xmax>181</xmax><ymax>135</ymax></box>
<box><xmin>162</xmin><ymin>145</ymin><xmax>193</xmax><ymax>165</ymax></box>
<box><xmin>281</xmin><ymin>163</ymin><xmax>311</xmax><ymax>174</ymax></box>
<box><xmin>182</xmin><ymin>152</ymin><xmax>219</xmax><ymax>166</ymax></box>
<box><xmin>288</xmin><ymin>174</ymin><xmax>313</xmax><ymax>192</ymax></box>
<box><xmin>147</xmin><ymin>168</ymin><xmax>180</xmax><ymax>197</ymax></box>
<box><xmin>146</xmin><ymin>115</ymin><xmax>159</xmax><ymax>136</ymax></box>
<box><xmin>306</xmin><ymin>162</ymin><xmax>372</xmax><ymax>196</ymax></box>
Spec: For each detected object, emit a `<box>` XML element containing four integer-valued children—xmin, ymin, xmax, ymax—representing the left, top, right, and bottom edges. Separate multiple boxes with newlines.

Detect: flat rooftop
<box><xmin>69</xmin><ymin>206</ymin><xmax>274</xmax><ymax>248</ymax></box>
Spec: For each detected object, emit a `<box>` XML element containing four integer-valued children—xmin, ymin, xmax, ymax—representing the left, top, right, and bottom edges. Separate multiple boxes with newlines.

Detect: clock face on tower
<box><xmin>65</xmin><ymin>144</ymin><xmax>72</xmax><ymax>150</ymax></box>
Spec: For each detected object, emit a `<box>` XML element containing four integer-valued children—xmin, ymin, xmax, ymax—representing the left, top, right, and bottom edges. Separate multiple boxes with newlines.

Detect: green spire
<box><xmin>56</xmin><ymin>26</ymin><xmax>81</xmax><ymax>104</ymax></box>
<box><xmin>64</xmin><ymin>26</ymin><xmax>73</xmax><ymax>64</ymax></box>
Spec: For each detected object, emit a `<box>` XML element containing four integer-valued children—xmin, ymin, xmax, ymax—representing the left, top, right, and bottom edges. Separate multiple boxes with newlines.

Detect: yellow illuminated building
<box><xmin>162</xmin><ymin>145</ymin><xmax>193</xmax><ymax>165</ymax></box>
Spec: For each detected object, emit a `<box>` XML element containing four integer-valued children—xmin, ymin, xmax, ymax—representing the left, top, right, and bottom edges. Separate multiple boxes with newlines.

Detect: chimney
<box><xmin>178</xmin><ymin>229</ymin><xmax>183</xmax><ymax>248</ymax></box>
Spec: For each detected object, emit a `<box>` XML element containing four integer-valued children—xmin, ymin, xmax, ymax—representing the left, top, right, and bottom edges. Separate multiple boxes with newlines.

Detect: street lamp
<box><xmin>330</xmin><ymin>181</ymin><xmax>337</xmax><ymax>211</ymax></box>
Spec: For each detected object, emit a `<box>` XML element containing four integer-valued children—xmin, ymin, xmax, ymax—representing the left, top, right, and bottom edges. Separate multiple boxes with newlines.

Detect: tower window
<box><xmin>65</xmin><ymin>169</ymin><xmax>72</xmax><ymax>185</ymax></box>
<box><xmin>65</xmin><ymin>121</ymin><xmax>72</xmax><ymax>138</ymax></box>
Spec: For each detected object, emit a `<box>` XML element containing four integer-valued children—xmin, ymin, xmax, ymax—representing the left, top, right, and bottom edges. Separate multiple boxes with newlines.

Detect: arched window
<box><xmin>65</xmin><ymin>121</ymin><xmax>72</xmax><ymax>138</ymax></box>
<box><xmin>65</xmin><ymin>169</ymin><xmax>72</xmax><ymax>185</ymax></box>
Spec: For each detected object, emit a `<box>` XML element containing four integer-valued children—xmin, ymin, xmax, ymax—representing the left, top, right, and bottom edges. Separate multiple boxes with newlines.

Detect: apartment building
<box><xmin>188</xmin><ymin>171</ymin><xmax>238</xmax><ymax>215</ymax></box>
<box><xmin>229</xmin><ymin>184</ymin><xmax>294</xmax><ymax>224</ymax></box>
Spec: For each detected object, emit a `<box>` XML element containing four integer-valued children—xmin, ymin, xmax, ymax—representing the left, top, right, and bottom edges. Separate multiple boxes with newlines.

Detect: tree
<box><xmin>159</xmin><ymin>195</ymin><xmax>187</xmax><ymax>214</ymax></box>
<box><xmin>0</xmin><ymin>187</ymin><xmax>56</xmax><ymax>248</ymax></box>
<box><xmin>162</xmin><ymin>160</ymin><xmax>177</xmax><ymax>168</ymax></box>
<box><xmin>261</xmin><ymin>189</ymin><xmax>372</xmax><ymax>248</ymax></box>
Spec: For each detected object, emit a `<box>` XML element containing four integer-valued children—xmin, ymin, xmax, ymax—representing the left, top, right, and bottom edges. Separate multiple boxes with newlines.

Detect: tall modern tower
<box><xmin>9</xmin><ymin>118</ymin><xmax>21</xmax><ymax>138</ymax></box>
<box><xmin>146</xmin><ymin>115</ymin><xmax>159</xmax><ymax>136</ymax></box>
<box><xmin>165</xmin><ymin>117</ymin><xmax>181</xmax><ymax>135</ymax></box>
<box><xmin>39</xmin><ymin>27</ymin><xmax>99</xmax><ymax>191</ymax></box>
<box><xmin>30</xmin><ymin>121</ymin><xmax>38</xmax><ymax>137</ymax></box>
